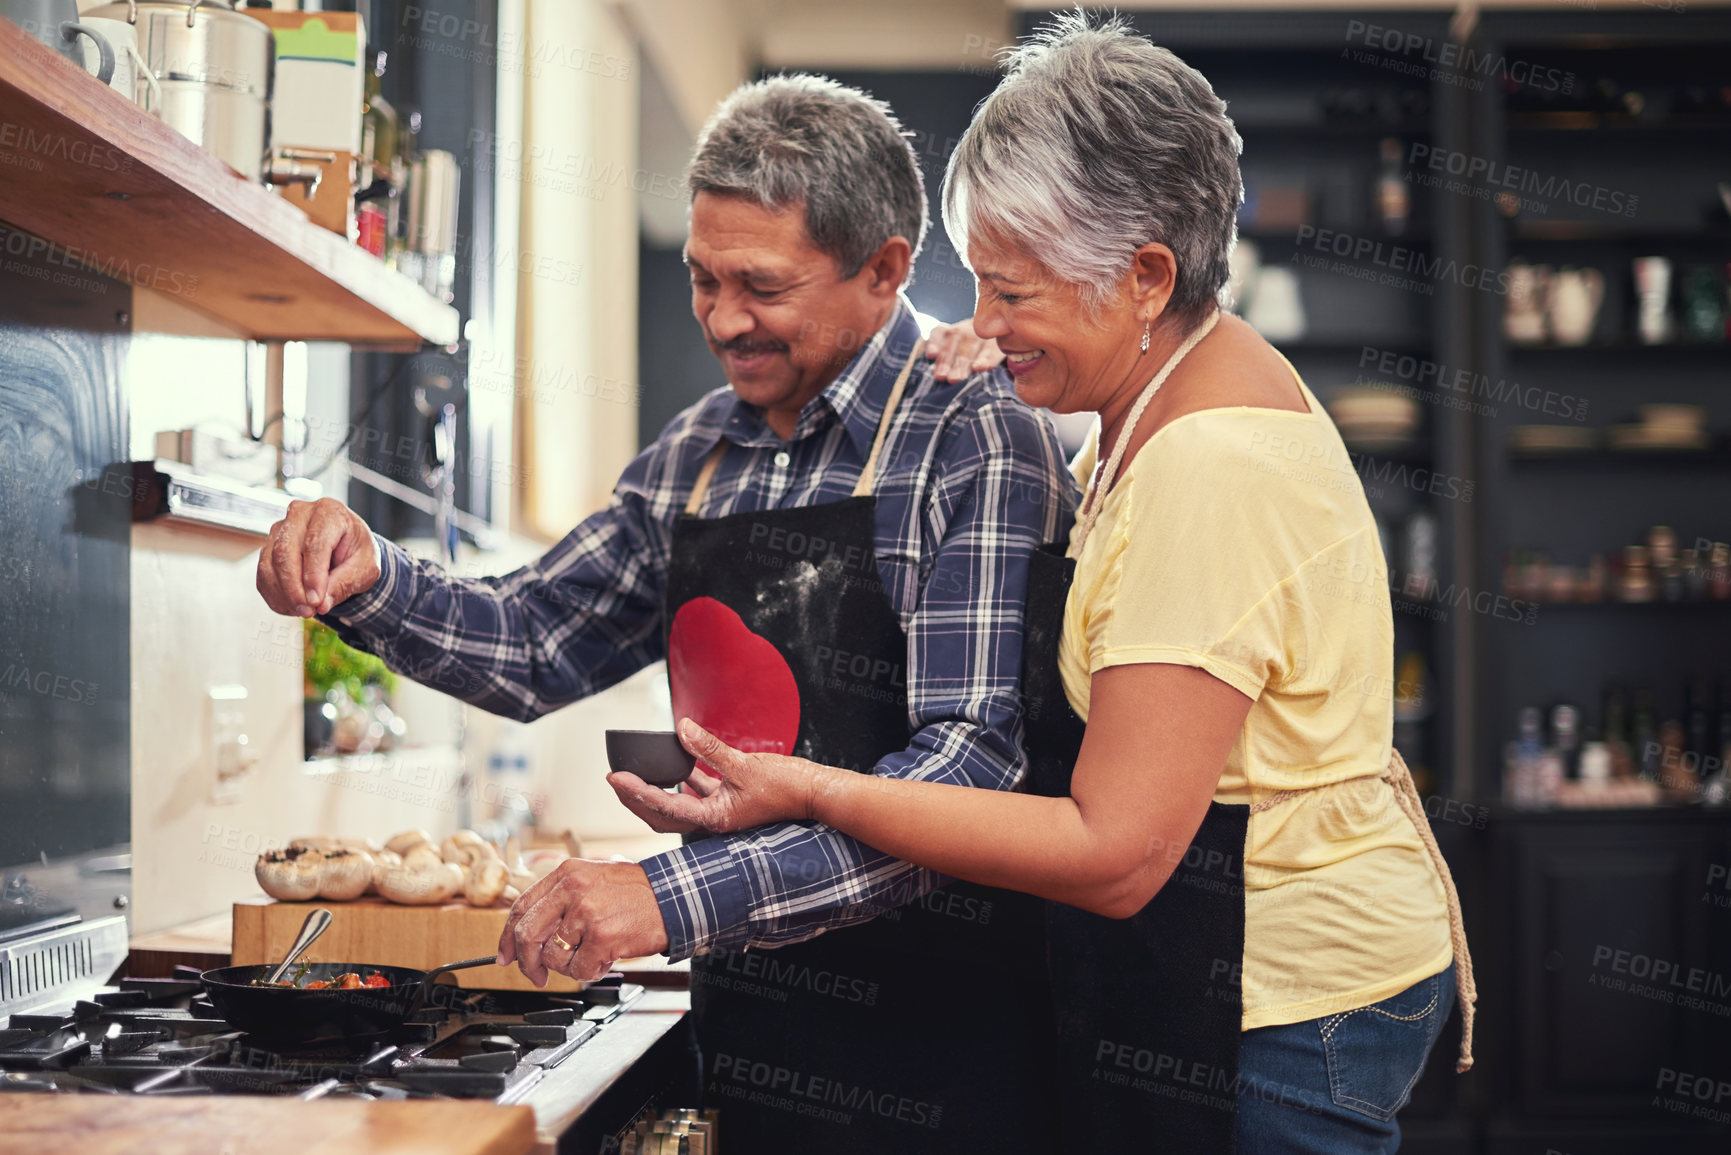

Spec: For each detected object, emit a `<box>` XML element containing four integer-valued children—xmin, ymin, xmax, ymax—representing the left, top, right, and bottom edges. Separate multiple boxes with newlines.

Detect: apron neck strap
<box><xmin>851</xmin><ymin>338</ymin><xmax>924</xmax><ymax>499</ymax></box>
<box><xmin>683</xmin><ymin>338</ymin><xmax>926</xmax><ymax>516</ymax></box>
<box><xmin>1069</xmin><ymin>311</ymin><xmax>1219</xmax><ymax>558</ymax></box>
<box><xmin>683</xmin><ymin>442</ymin><xmax>728</xmax><ymax>516</ymax></box>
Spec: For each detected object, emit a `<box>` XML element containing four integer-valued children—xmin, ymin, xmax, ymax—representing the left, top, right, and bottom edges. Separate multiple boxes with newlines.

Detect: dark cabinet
<box><xmin>1489</xmin><ymin>812</ymin><xmax>1731</xmax><ymax>1148</ymax></box>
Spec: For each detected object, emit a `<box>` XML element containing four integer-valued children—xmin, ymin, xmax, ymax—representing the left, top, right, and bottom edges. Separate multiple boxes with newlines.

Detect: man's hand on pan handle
<box><xmin>498</xmin><ymin>860</ymin><xmax>670</xmax><ymax>985</ymax></box>
<box><xmin>257</xmin><ymin>498</ymin><xmax>382</xmax><ymax>617</ymax></box>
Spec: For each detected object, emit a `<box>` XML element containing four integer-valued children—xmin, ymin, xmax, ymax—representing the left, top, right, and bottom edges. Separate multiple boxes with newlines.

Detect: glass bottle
<box><xmin>1551</xmin><ymin>703</ymin><xmax>1581</xmax><ymax>780</ymax></box>
<box><xmin>357</xmin><ymin>51</ymin><xmax>399</xmax><ymax>260</ymax></box>
<box><xmin>1632</xmin><ymin>689</ymin><xmax>1659</xmax><ymax>780</ymax></box>
<box><xmin>1621</xmin><ymin>545</ymin><xmax>1654</xmax><ymax>603</ymax></box>
<box><xmin>1376</xmin><ymin>137</ymin><xmax>1409</xmax><ymax>236</ymax></box>
<box><xmin>1603</xmin><ymin>685</ymin><xmax>1634</xmax><ymax>779</ymax></box>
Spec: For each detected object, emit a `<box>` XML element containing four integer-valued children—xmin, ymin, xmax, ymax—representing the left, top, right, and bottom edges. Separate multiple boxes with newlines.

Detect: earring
<box><xmin>1139</xmin><ymin>318</ymin><xmax>1151</xmax><ymax>354</ymax></box>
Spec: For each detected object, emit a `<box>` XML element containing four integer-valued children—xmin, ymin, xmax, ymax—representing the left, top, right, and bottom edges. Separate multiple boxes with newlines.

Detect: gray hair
<box><xmin>942</xmin><ymin>13</ymin><xmax>1243</xmax><ymax>325</ymax></box>
<box><xmin>687</xmin><ymin>75</ymin><xmax>928</xmax><ymax>280</ymax></box>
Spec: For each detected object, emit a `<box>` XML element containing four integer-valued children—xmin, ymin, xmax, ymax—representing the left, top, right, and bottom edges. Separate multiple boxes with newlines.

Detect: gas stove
<box><xmin>0</xmin><ymin>967</ymin><xmax>643</xmax><ymax>1105</ymax></box>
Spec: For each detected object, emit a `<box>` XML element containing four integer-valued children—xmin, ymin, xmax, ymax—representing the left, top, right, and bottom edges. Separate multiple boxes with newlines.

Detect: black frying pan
<box><xmin>200</xmin><ymin>957</ymin><xmax>495</xmax><ymax>1043</ymax></box>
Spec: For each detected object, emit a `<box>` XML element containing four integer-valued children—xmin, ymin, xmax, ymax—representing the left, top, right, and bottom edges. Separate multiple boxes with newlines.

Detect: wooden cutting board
<box><xmin>232</xmin><ymin>897</ymin><xmax>584</xmax><ymax>993</ymax></box>
<box><xmin>0</xmin><ymin>1097</ymin><xmax>535</xmax><ymax>1155</ymax></box>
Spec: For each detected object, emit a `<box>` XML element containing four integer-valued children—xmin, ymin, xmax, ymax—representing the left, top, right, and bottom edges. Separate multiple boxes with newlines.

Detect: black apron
<box><xmin>664</xmin><ymin>340</ymin><xmax>1058</xmax><ymax>1154</ymax></box>
<box><xmin>1021</xmin><ymin>542</ymin><xmax>1246</xmax><ymax>1153</ymax></box>
<box><xmin>1014</xmin><ymin>305</ymin><xmax>1478</xmax><ymax>1150</ymax></box>
<box><xmin>1018</xmin><ymin>309</ymin><xmax>1246</xmax><ymax>1151</ymax></box>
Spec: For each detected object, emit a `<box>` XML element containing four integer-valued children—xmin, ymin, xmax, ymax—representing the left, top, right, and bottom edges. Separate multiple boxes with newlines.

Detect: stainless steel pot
<box><xmin>86</xmin><ymin>0</ymin><xmax>272</xmax><ymax>181</ymax></box>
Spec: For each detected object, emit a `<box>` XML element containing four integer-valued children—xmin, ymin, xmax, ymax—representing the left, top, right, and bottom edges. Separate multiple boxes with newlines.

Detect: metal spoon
<box><xmin>265</xmin><ymin>907</ymin><xmax>333</xmax><ymax>986</ymax></box>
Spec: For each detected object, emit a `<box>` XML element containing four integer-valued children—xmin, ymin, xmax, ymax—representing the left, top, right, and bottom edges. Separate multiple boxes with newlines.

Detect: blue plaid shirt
<box><xmin>328</xmin><ymin>298</ymin><xmax>1077</xmax><ymax>960</ymax></box>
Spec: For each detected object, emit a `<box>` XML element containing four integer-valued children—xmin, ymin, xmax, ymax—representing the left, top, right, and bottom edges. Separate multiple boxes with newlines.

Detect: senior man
<box><xmin>258</xmin><ymin>76</ymin><xmax>1072</xmax><ymax>1152</ymax></box>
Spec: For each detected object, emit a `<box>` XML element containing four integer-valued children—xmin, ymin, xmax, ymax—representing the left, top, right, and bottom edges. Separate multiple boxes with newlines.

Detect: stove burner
<box><xmin>0</xmin><ymin>976</ymin><xmax>641</xmax><ymax>1104</ymax></box>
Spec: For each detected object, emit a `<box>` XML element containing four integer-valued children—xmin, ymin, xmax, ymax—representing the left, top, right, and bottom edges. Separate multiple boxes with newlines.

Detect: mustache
<box><xmin>709</xmin><ymin>335</ymin><xmax>789</xmax><ymax>357</ymax></box>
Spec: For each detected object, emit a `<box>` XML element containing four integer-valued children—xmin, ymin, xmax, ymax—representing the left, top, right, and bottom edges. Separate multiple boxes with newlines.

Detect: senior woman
<box><xmin>614</xmin><ymin>15</ymin><xmax>1475</xmax><ymax>1153</ymax></box>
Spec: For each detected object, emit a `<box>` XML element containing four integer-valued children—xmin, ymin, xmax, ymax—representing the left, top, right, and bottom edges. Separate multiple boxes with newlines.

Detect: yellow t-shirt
<box><xmin>1058</xmin><ymin>380</ymin><xmax>1452</xmax><ymax>1031</ymax></box>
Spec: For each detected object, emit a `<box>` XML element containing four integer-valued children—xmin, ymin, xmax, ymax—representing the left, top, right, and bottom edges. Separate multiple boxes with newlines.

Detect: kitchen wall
<box><xmin>25</xmin><ymin>0</ymin><xmax>690</xmax><ymax>938</ymax></box>
<box><xmin>123</xmin><ymin>312</ymin><xmax>675</xmax><ymax>938</ymax></box>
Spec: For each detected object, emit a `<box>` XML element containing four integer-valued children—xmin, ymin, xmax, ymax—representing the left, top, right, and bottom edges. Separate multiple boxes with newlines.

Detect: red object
<box><xmin>362</xmin><ymin>972</ymin><xmax>390</xmax><ymax>988</ymax></box>
<box><xmin>667</xmin><ymin>597</ymin><xmax>801</xmax><ymax>776</ymax></box>
<box><xmin>357</xmin><ymin>202</ymin><xmax>387</xmax><ymax>257</ymax></box>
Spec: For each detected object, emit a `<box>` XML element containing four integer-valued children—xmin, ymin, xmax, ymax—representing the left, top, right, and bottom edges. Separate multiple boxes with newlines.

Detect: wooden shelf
<box><xmin>1508</xmin><ymin>447</ymin><xmax>1730</xmax><ymax>467</ymax></box>
<box><xmin>1506</xmin><ymin>111</ymin><xmax>1731</xmax><ymax>134</ymax></box>
<box><xmin>1508</xmin><ymin>220</ymin><xmax>1731</xmax><ymax>242</ymax></box>
<box><xmin>0</xmin><ymin>19</ymin><xmax>458</xmax><ymax>346</ymax></box>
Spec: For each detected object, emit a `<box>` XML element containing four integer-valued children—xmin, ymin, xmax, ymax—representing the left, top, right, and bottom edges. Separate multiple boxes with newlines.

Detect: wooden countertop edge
<box><xmin>0</xmin><ymin>1096</ymin><xmax>537</xmax><ymax>1155</ymax></box>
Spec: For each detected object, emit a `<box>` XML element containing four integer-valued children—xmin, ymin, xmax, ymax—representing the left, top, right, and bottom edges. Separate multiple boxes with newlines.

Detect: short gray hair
<box><xmin>687</xmin><ymin>75</ymin><xmax>928</xmax><ymax>280</ymax></box>
<box><xmin>943</xmin><ymin>13</ymin><xmax>1242</xmax><ymax>325</ymax></box>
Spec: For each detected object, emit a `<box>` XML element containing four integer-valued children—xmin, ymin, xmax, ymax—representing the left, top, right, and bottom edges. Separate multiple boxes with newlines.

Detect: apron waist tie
<box><xmin>1248</xmin><ymin>750</ymin><xmax>1477</xmax><ymax>1074</ymax></box>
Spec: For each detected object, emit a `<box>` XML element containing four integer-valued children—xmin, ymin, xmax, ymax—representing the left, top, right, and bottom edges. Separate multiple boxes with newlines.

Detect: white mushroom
<box><xmin>256</xmin><ymin>848</ymin><xmax>323</xmax><ymax>901</ymax></box>
<box><xmin>385</xmin><ymin>829</ymin><xmax>436</xmax><ymax>857</ymax></box>
<box><xmin>255</xmin><ymin>844</ymin><xmax>377</xmax><ymax>902</ymax></box>
<box><xmin>316</xmin><ymin>848</ymin><xmax>375</xmax><ymax>901</ymax></box>
<box><xmin>442</xmin><ymin>829</ymin><xmax>510</xmax><ymax>907</ymax></box>
<box><xmin>373</xmin><ymin>854</ymin><xmax>464</xmax><ymax>905</ymax></box>
<box><xmin>290</xmin><ymin>836</ymin><xmax>382</xmax><ymax>855</ymax></box>
<box><xmin>363</xmin><ymin>848</ymin><xmax>400</xmax><ymax>896</ymax></box>
<box><xmin>502</xmin><ymin>837</ymin><xmax>538</xmax><ymax>894</ymax></box>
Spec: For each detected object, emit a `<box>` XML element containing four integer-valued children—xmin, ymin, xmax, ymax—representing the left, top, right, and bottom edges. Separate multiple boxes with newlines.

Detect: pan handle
<box><xmin>265</xmin><ymin>907</ymin><xmax>333</xmax><ymax>986</ymax></box>
<box><xmin>409</xmin><ymin>956</ymin><xmax>498</xmax><ymax>1016</ymax></box>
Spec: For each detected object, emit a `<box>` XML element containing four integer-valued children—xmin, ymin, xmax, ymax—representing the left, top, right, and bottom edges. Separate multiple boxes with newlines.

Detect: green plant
<box><xmin>303</xmin><ymin>619</ymin><xmax>397</xmax><ymax>702</ymax></box>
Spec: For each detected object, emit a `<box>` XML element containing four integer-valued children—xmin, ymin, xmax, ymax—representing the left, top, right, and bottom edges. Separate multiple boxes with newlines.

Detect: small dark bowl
<box><xmin>605</xmin><ymin>729</ymin><xmax>697</xmax><ymax>787</ymax></box>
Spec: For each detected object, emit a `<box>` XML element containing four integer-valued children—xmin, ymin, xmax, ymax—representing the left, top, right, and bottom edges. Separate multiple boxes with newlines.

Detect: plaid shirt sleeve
<box><xmin>323</xmin><ymin>445</ymin><xmax>680</xmax><ymax>722</ymax></box>
<box><xmin>640</xmin><ymin>386</ymin><xmax>1075</xmax><ymax>960</ymax></box>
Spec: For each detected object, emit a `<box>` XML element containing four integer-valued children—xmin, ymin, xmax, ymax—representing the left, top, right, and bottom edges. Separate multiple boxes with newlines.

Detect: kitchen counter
<box><xmin>0</xmin><ymin>1097</ymin><xmax>536</xmax><ymax>1155</ymax></box>
<box><xmin>522</xmin><ymin>989</ymin><xmax>693</xmax><ymax>1154</ymax></box>
<box><xmin>126</xmin><ymin>835</ymin><xmax>693</xmax><ymax>989</ymax></box>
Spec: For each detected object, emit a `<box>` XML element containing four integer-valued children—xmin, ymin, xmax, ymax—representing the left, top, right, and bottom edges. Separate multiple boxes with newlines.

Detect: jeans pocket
<box><xmin>1318</xmin><ymin>971</ymin><xmax>1449</xmax><ymax>1122</ymax></box>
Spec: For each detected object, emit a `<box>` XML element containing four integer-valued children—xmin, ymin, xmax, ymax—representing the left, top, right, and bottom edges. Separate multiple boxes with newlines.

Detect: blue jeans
<box><xmin>1235</xmin><ymin>966</ymin><xmax>1456</xmax><ymax>1154</ymax></box>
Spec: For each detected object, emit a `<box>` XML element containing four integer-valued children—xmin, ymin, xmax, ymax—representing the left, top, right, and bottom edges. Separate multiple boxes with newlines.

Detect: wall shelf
<box><xmin>0</xmin><ymin>18</ymin><xmax>458</xmax><ymax>347</ymax></box>
<box><xmin>1507</xmin><ymin>447</ymin><xmax>1730</xmax><ymax>467</ymax></box>
<box><xmin>123</xmin><ymin>460</ymin><xmax>292</xmax><ymax>539</ymax></box>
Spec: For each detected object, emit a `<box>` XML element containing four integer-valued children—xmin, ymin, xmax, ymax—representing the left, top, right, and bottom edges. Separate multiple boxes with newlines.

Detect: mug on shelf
<box><xmin>1245</xmin><ymin>265</ymin><xmax>1307</xmax><ymax>342</ymax></box>
<box><xmin>1504</xmin><ymin>260</ymin><xmax>1551</xmax><ymax>345</ymax></box>
<box><xmin>77</xmin><ymin>16</ymin><xmax>159</xmax><ymax>111</ymax></box>
<box><xmin>1632</xmin><ymin>256</ymin><xmax>1673</xmax><ymax>345</ymax></box>
<box><xmin>3</xmin><ymin>0</ymin><xmax>115</xmax><ymax>84</ymax></box>
<box><xmin>1548</xmin><ymin>267</ymin><xmax>1605</xmax><ymax>347</ymax></box>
